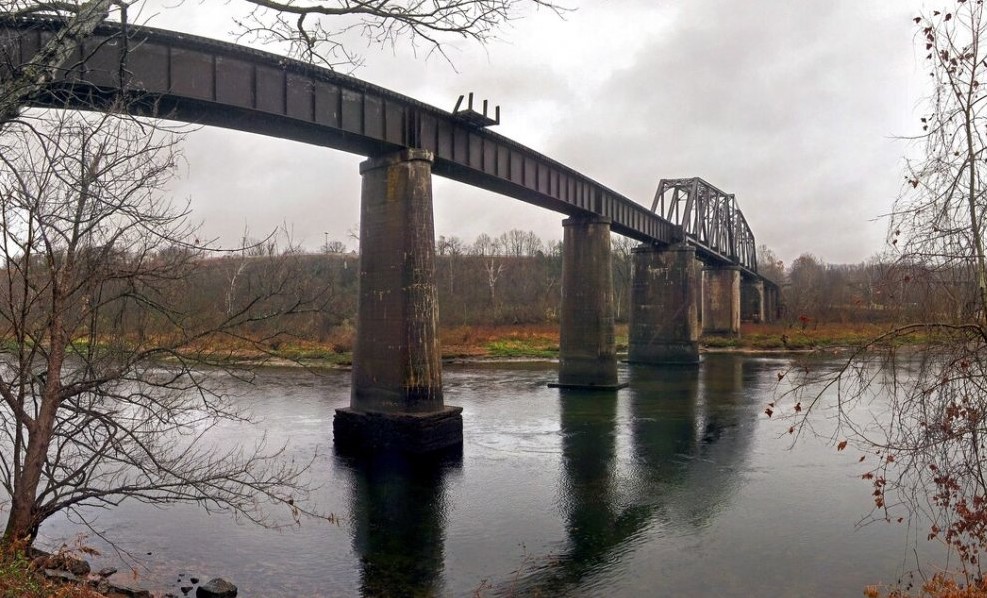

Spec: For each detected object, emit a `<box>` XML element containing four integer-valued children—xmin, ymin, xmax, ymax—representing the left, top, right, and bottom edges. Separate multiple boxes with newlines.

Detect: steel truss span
<box><xmin>0</xmin><ymin>17</ymin><xmax>764</xmax><ymax>279</ymax></box>
<box><xmin>653</xmin><ymin>178</ymin><xmax>758</xmax><ymax>273</ymax></box>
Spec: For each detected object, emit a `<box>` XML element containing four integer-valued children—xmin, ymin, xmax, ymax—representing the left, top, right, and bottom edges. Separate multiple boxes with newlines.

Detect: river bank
<box><xmin>215</xmin><ymin>322</ymin><xmax>922</xmax><ymax>369</ymax></box>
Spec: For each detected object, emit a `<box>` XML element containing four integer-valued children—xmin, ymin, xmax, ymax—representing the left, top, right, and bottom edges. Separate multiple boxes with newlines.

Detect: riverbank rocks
<box><xmin>196</xmin><ymin>577</ymin><xmax>238</xmax><ymax>597</ymax></box>
<box><xmin>28</xmin><ymin>547</ymin><xmax>237</xmax><ymax>597</ymax></box>
<box><xmin>30</xmin><ymin>549</ymin><xmax>151</xmax><ymax>598</ymax></box>
<box><xmin>103</xmin><ymin>581</ymin><xmax>152</xmax><ymax>598</ymax></box>
<box><xmin>31</xmin><ymin>551</ymin><xmax>91</xmax><ymax>576</ymax></box>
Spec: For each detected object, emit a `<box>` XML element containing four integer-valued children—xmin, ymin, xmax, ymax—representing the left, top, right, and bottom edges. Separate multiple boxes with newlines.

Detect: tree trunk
<box><xmin>0</xmin><ymin>0</ymin><xmax>114</xmax><ymax>127</ymax></box>
<box><xmin>2</xmin><ymin>306</ymin><xmax>67</xmax><ymax>545</ymax></box>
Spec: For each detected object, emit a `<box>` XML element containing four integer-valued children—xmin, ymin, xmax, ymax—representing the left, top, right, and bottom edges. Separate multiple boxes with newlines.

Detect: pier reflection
<box><xmin>337</xmin><ymin>449</ymin><xmax>461</xmax><ymax>597</ymax></box>
<box><xmin>515</xmin><ymin>355</ymin><xmax>759</xmax><ymax>594</ymax></box>
<box><xmin>557</xmin><ymin>388</ymin><xmax>622</xmax><ymax>562</ymax></box>
<box><xmin>630</xmin><ymin>355</ymin><xmax>755</xmax><ymax>528</ymax></box>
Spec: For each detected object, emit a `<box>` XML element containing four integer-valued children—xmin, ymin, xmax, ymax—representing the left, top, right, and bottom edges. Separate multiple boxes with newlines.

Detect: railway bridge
<box><xmin>0</xmin><ymin>18</ymin><xmax>781</xmax><ymax>452</ymax></box>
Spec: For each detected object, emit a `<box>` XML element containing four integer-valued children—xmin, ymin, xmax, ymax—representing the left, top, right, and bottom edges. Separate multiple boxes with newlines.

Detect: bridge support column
<box><xmin>764</xmin><ymin>284</ymin><xmax>780</xmax><ymax>323</ymax></box>
<box><xmin>740</xmin><ymin>279</ymin><xmax>765</xmax><ymax>323</ymax></box>
<box><xmin>552</xmin><ymin>215</ymin><xmax>624</xmax><ymax>389</ymax></box>
<box><xmin>627</xmin><ymin>243</ymin><xmax>700</xmax><ymax>365</ymax></box>
<box><xmin>695</xmin><ymin>258</ymin><xmax>705</xmax><ymax>327</ymax></box>
<box><xmin>702</xmin><ymin>265</ymin><xmax>741</xmax><ymax>337</ymax></box>
<box><xmin>334</xmin><ymin>149</ymin><xmax>462</xmax><ymax>454</ymax></box>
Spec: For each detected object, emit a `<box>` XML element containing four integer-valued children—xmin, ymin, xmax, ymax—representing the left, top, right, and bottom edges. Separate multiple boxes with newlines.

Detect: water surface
<box><xmin>39</xmin><ymin>355</ymin><xmax>945</xmax><ymax>596</ymax></box>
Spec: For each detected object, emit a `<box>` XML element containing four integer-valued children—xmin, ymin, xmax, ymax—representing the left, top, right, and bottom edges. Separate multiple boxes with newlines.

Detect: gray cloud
<box><xmin>538</xmin><ymin>1</ymin><xmax>923</xmax><ymax>265</ymax></box>
<box><xmin>152</xmin><ymin>0</ymin><xmax>926</xmax><ymax>265</ymax></box>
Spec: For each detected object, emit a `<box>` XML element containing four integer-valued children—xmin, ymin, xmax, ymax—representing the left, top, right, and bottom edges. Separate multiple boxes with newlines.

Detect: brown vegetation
<box><xmin>100</xmin><ymin>232</ymin><xmax>951</xmax><ymax>364</ymax></box>
<box><xmin>0</xmin><ymin>542</ymin><xmax>102</xmax><ymax>598</ymax></box>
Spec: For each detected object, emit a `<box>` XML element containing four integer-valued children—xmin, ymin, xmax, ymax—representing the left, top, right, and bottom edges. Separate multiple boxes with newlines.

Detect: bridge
<box><xmin>0</xmin><ymin>17</ymin><xmax>781</xmax><ymax>453</ymax></box>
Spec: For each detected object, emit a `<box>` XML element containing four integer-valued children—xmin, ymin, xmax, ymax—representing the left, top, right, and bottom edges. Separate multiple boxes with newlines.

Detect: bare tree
<box><xmin>785</xmin><ymin>253</ymin><xmax>823</xmax><ymax>325</ymax></box>
<box><xmin>497</xmin><ymin>229</ymin><xmax>543</xmax><ymax>257</ymax></box>
<box><xmin>484</xmin><ymin>257</ymin><xmax>503</xmax><ymax>309</ymax></box>
<box><xmin>0</xmin><ymin>0</ymin><xmax>566</xmax><ymax>118</ymax></box>
<box><xmin>779</xmin><ymin>1</ymin><xmax>987</xmax><ymax>587</ymax></box>
<box><xmin>323</xmin><ymin>239</ymin><xmax>347</xmax><ymax>254</ymax></box>
<box><xmin>0</xmin><ymin>0</ymin><xmax>116</xmax><ymax>126</ymax></box>
<box><xmin>756</xmin><ymin>244</ymin><xmax>785</xmax><ymax>285</ymax></box>
<box><xmin>0</xmin><ymin>107</ymin><xmax>318</xmax><ymax>546</ymax></box>
<box><xmin>611</xmin><ymin>234</ymin><xmax>634</xmax><ymax>322</ymax></box>
<box><xmin>471</xmin><ymin>232</ymin><xmax>496</xmax><ymax>257</ymax></box>
<box><xmin>436</xmin><ymin>234</ymin><xmax>465</xmax><ymax>257</ymax></box>
<box><xmin>233</xmin><ymin>0</ymin><xmax>566</xmax><ymax>69</ymax></box>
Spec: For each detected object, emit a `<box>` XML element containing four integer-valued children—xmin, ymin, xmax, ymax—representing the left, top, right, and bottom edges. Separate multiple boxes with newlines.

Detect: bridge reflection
<box><xmin>513</xmin><ymin>355</ymin><xmax>760</xmax><ymax>595</ymax></box>
<box><xmin>335</xmin><ymin>355</ymin><xmax>760</xmax><ymax>596</ymax></box>
<box><xmin>336</xmin><ymin>449</ymin><xmax>462</xmax><ymax>596</ymax></box>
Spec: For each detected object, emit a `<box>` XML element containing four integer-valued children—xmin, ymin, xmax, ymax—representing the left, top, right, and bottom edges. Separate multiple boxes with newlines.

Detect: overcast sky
<box><xmin>143</xmin><ymin>0</ymin><xmax>927</xmax><ymax>266</ymax></box>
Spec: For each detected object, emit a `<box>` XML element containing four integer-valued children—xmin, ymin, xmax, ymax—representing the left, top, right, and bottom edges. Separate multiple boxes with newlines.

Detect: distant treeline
<box><xmin>71</xmin><ymin>231</ymin><xmax>969</xmax><ymax>350</ymax></box>
<box><xmin>225</xmin><ymin>229</ymin><xmax>635</xmax><ymax>347</ymax></box>
<box><xmin>759</xmin><ymin>249</ymin><xmax>978</xmax><ymax>326</ymax></box>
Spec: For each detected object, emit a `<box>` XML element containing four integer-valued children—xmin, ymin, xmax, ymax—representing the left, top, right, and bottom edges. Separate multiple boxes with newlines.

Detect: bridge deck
<box><xmin>0</xmin><ymin>18</ymin><xmax>764</xmax><ymax>279</ymax></box>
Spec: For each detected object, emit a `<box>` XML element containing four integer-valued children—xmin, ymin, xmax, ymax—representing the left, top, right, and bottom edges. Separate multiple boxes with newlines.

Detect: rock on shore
<box><xmin>196</xmin><ymin>577</ymin><xmax>238</xmax><ymax>597</ymax></box>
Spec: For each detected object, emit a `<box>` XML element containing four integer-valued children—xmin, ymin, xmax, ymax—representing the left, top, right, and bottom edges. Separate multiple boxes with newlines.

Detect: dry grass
<box><xmin>440</xmin><ymin>324</ymin><xmax>560</xmax><ymax>358</ymax></box>
<box><xmin>865</xmin><ymin>573</ymin><xmax>987</xmax><ymax>597</ymax></box>
<box><xmin>701</xmin><ymin>322</ymin><xmax>931</xmax><ymax>351</ymax></box>
<box><xmin>0</xmin><ymin>545</ymin><xmax>102</xmax><ymax>598</ymax></box>
<box><xmin>43</xmin><ymin>321</ymin><xmax>935</xmax><ymax>368</ymax></box>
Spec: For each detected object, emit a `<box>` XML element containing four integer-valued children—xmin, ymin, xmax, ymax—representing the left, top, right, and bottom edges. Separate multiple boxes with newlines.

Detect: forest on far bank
<box><xmin>175</xmin><ymin>229</ymin><xmax>962</xmax><ymax>353</ymax></box>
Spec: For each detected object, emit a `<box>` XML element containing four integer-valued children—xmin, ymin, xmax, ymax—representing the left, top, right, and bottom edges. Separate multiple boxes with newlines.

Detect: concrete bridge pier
<box><xmin>740</xmin><ymin>278</ymin><xmax>765</xmax><ymax>323</ymax></box>
<box><xmin>695</xmin><ymin>257</ymin><xmax>705</xmax><ymax>328</ymax></box>
<box><xmin>764</xmin><ymin>284</ymin><xmax>780</xmax><ymax>322</ymax></box>
<box><xmin>553</xmin><ymin>215</ymin><xmax>625</xmax><ymax>389</ymax></box>
<box><xmin>334</xmin><ymin>149</ymin><xmax>463</xmax><ymax>454</ymax></box>
<box><xmin>627</xmin><ymin>243</ymin><xmax>700</xmax><ymax>365</ymax></box>
<box><xmin>702</xmin><ymin>265</ymin><xmax>741</xmax><ymax>337</ymax></box>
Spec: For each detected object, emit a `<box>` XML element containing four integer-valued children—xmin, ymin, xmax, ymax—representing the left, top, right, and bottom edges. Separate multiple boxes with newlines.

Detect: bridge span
<box><xmin>0</xmin><ymin>18</ymin><xmax>780</xmax><ymax>453</ymax></box>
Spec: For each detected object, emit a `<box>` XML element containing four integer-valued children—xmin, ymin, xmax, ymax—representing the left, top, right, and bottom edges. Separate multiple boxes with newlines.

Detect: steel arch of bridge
<box><xmin>652</xmin><ymin>178</ymin><xmax>757</xmax><ymax>273</ymax></box>
<box><xmin>0</xmin><ymin>17</ymin><xmax>765</xmax><ymax>278</ymax></box>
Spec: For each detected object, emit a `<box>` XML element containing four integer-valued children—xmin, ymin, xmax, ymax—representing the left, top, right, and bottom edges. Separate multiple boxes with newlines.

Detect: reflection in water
<box><xmin>629</xmin><ymin>363</ymin><xmax>702</xmax><ymax>485</ymax></box>
<box><xmin>517</xmin><ymin>355</ymin><xmax>759</xmax><ymax>595</ymax></box>
<box><xmin>558</xmin><ymin>389</ymin><xmax>623</xmax><ymax>563</ymax></box>
<box><xmin>631</xmin><ymin>356</ymin><xmax>757</xmax><ymax>529</ymax></box>
<box><xmin>338</xmin><ymin>448</ymin><xmax>462</xmax><ymax>597</ymax></box>
<box><xmin>32</xmin><ymin>358</ymin><xmax>944</xmax><ymax>595</ymax></box>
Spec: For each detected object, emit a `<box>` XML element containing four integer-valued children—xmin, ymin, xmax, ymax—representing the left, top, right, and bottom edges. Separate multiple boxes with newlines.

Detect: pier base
<box><xmin>334</xmin><ymin>407</ymin><xmax>463</xmax><ymax>454</ymax></box>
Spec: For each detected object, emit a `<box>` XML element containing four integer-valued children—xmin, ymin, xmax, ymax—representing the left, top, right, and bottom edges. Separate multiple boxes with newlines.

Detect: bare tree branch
<box><xmin>0</xmin><ymin>106</ymin><xmax>328</xmax><ymax>546</ymax></box>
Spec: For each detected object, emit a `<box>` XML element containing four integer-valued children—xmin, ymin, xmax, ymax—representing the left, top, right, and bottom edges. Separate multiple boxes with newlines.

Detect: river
<box><xmin>36</xmin><ymin>354</ymin><xmax>946</xmax><ymax>596</ymax></box>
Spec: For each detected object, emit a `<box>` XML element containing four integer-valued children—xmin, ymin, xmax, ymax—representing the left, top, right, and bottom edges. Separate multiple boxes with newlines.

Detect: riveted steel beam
<box><xmin>653</xmin><ymin>177</ymin><xmax>761</xmax><ymax>276</ymax></box>
<box><xmin>0</xmin><ymin>17</ymin><xmax>769</xmax><ymax>284</ymax></box>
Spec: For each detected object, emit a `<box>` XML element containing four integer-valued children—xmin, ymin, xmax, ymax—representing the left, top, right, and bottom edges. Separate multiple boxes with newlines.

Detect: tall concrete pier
<box><xmin>702</xmin><ymin>265</ymin><xmax>741</xmax><ymax>337</ymax></box>
<box><xmin>334</xmin><ymin>149</ymin><xmax>462</xmax><ymax>453</ymax></box>
<box><xmin>628</xmin><ymin>243</ymin><xmax>700</xmax><ymax>364</ymax></box>
<box><xmin>741</xmin><ymin>279</ymin><xmax>765</xmax><ymax>323</ymax></box>
<box><xmin>764</xmin><ymin>284</ymin><xmax>780</xmax><ymax>322</ymax></box>
<box><xmin>554</xmin><ymin>216</ymin><xmax>624</xmax><ymax>389</ymax></box>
